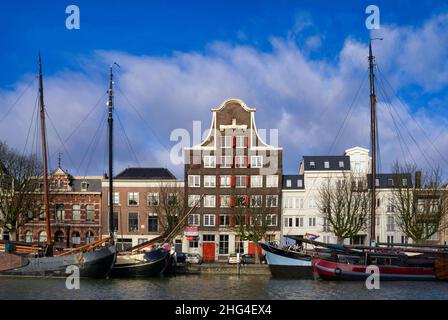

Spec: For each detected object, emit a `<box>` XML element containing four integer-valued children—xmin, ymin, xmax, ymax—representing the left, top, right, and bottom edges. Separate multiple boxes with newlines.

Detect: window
<box><xmin>147</xmin><ymin>192</ymin><xmax>159</xmax><ymax>206</ymax></box>
<box><xmin>387</xmin><ymin>179</ymin><xmax>394</xmax><ymax>187</ymax></box>
<box><xmin>204</xmin><ymin>195</ymin><xmax>216</xmax><ymax>208</ymax></box>
<box><xmin>235</xmin><ymin>236</ymin><xmax>244</xmax><ymax>254</ymax></box>
<box><xmin>250</xmin><ymin>156</ymin><xmax>263</xmax><ymax>168</ymax></box>
<box><xmin>38</xmin><ymin>231</ymin><xmax>47</xmax><ymax>243</ymax></box>
<box><xmin>168</xmin><ymin>193</ymin><xmax>178</xmax><ymax>206</ymax></box>
<box><xmin>25</xmin><ymin>231</ymin><xmax>33</xmax><ymax>243</ymax></box>
<box><xmin>266</xmin><ymin>195</ymin><xmax>278</xmax><ymax>207</ymax></box>
<box><xmin>220</xmin><ymin>195</ymin><xmax>231</xmax><ymax>208</ymax></box>
<box><xmin>286</xmin><ymin>179</ymin><xmax>292</xmax><ymax>187</ymax></box>
<box><xmin>56</xmin><ymin>179</ymin><xmax>63</xmax><ymax>189</ymax></box>
<box><xmin>147</xmin><ymin>213</ymin><xmax>158</xmax><ymax>232</ymax></box>
<box><xmin>81</xmin><ymin>181</ymin><xmax>89</xmax><ymax>191</ymax></box>
<box><xmin>402</xmin><ymin>178</ymin><xmax>408</xmax><ymax>187</ymax></box>
<box><xmin>267</xmin><ymin>214</ymin><xmax>277</xmax><ymax>226</ymax></box>
<box><xmin>387</xmin><ymin>235</ymin><xmax>394</xmax><ymax>244</ymax></box>
<box><xmin>309</xmin><ymin>161</ymin><xmax>316</xmax><ymax>169</ymax></box>
<box><xmin>72</xmin><ymin>231</ymin><xmax>80</xmax><ymax>245</ymax></box>
<box><xmin>309</xmin><ymin>199</ymin><xmax>317</xmax><ymax>209</ymax></box>
<box><xmin>236</xmin><ymin>195</ymin><xmax>248</xmax><ymax>207</ymax></box>
<box><xmin>323</xmin><ymin>218</ymin><xmax>330</xmax><ymax>232</ymax></box>
<box><xmin>235</xmin><ymin>156</ymin><xmax>247</xmax><ymax>168</ymax></box>
<box><xmin>138</xmin><ymin>238</ymin><xmax>148</xmax><ymax>245</ymax></box>
<box><xmin>251</xmin><ymin>195</ymin><xmax>263</xmax><ymax>207</ymax></box>
<box><xmin>72</xmin><ymin>205</ymin><xmax>81</xmax><ymax>221</ymax></box>
<box><xmin>203</xmin><ymin>214</ymin><xmax>216</xmax><ymax>227</ymax></box>
<box><xmin>387</xmin><ymin>199</ymin><xmax>395</xmax><ymax>213</ymax></box>
<box><xmin>128</xmin><ymin>192</ymin><xmax>139</xmax><ymax>206</ymax></box>
<box><xmin>189</xmin><ymin>238</ymin><xmax>199</xmax><ymax>248</ymax></box>
<box><xmin>221</xmin><ymin>136</ymin><xmax>232</xmax><ymax>148</ymax></box>
<box><xmin>339</xmin><ymin>161</ymin><xmax>344</xmax><ymax>168</ymax></box>
<box><xmin>266</xmin><ymin>175</ymin><xmax>278</xmax><ymax>188</ymax></box>
<box><xmin>55</xmin><ymin>204</ymin><xmax>64</xmax><ymax>222</ymax></box>
<box><xmin>295</xmin><ymin>217</ymin><xmax>304</xmax><ymax>227</ymax></box>
<box><xmin>108</xmin><ymin>192</ymin><xmax>119</xmax><ymax>205</ymax></box>
<box><xmin>112</xmin><ymin>212</ymin><xmax>119</xmax><ymax>231</ymax></box>
<box><xmin>219</xmin><ymin>215</ymin><xmax>230</xmax><ymax>226</ymax></box>
<box><xmin>220</xmin><ymin>156</ymin><xmax>232</xmax><ymax>168</ymax></box>
<box><xmin>86</xmin><ymin>231</ymin><xmax>95</xmax><ymax>244</ymax></box>
<box><xmin>219</xmin><ymin>175</ymin><xmax>231</xmax><ymax>188</ymax></box>
<box><xmin>188</xmin><ymin>175</ymin><xmax>200</xmax><ymax>187</ymax></box>
<box><xmin>188</xmin><ymin>214</ymin><xmax>200</xmax><ymax>226</ymax></box>
<box><xmin>128</xmin><ymin>212</ymin><xmax>139</xmax><ymax>232</ymax></box>
<box><xmin>283</xmin><ymin>197</ymin><xmax>293</xmax><ymax>209</ymax></box>
<box><xmin>236</xmin><ymin>175</ymin><xmax>247</xmax><ymax>188</ymax></box>
<box><xmin>54</xmin><ymin>231</ymin><xmax>64</xmax><ymax>243</ymax></box>
<box><xmin>86</xmin><ymin>205</ymin><xmax>95</xmax><ymax>223</ymax></box>
<box><xmin>188</xmin><ymin>195</ymin><xmax>201</xmax><ymax>207</ymax></box>
<box><xmin>401</xmin><ymin>235</ymin><xmax>408</xmax><ymax>244</ymax></box>
<box><xmin>204</xmin><ymin>156</ymin><xmax>216</xmax><ymax>168</ymax></box>
<box><xmin>324</xmin><ymin>161</ymin><xmax>330</xmax><ymax>169</ymax></box>
<box><xmin>251</xmin><ymin>175</ymin><xmax>263</xmax><ymax>188</ymax></box>
<box><xmin>297</xmin><ymin>179</ymin><xmax>303</xmax><ymax>188</ymax></box>
<box><xmin>236</xmin><ymin>136</ymin><xmax>246</xmax><ymax>148</ymax></box>
<box><xmin>219</xmin><ymin>235</ymin><xmax>229</xmax><ymax>254</ymax></box>
<box><xmin>387</xmin><ymin>216</ymin><xmax>395</xmax><ymax>231</ymax></box>
<box><xmin>204</xmin><ymin>175</ymin><xmax>216</xmax><ymax>188</ymax></box>
<box><xmin>284</xmin><ymin>217</ymin><xmax>293</xmax><ymax>227</ymax></box>
<box><xmin>203</xmin><ymin>234</ymin><xmax>215</xmax><ymax>242</ymax></box>
<box><xmin>295</xmin><ymin>198</ymin><xmax>304</xmax><ymax>209</ymax></box>
<box><xmin>309</xmin><ymin>217</ymin><xmax>316</xmax><ymax>227</ymax></box>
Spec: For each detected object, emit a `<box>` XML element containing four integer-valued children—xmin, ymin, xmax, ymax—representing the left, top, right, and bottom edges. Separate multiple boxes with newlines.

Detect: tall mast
<box><xmin>38</xmin><ymin>52</ymin><xmax>52</xmax><ymax>247</ymax></box>
<box><xmin>107</xmin><ymin>66</ymin><xmax>114</xmax><ymax>241</ymax></box>
<box><xmin>369</xmin><ymin>41</ymin><xmax>377</xmax><ymax>245</ymax></box>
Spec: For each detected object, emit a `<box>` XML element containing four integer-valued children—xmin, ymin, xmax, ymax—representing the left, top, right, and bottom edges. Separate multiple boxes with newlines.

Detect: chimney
<box><xmin>415</xmin><ymin>171</ymin><xmax>421</xmax><ymax>189</ymax></box>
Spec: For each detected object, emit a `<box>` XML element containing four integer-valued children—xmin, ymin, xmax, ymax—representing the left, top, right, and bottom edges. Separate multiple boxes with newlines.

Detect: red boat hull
<box><xmin>313</xmin><ymin>258</ymin><xmax>437</xmax><ymax>281</ymax></box>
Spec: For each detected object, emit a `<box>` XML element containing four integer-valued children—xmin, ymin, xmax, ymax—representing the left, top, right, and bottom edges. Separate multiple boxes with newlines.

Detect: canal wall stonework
<box><xmin>197</xmin><ymin>264</ymin><xmax>270</xmax><ymax>276</ymax></box>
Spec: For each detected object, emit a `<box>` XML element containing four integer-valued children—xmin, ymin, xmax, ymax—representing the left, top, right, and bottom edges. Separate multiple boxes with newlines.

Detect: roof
<box><xmin>367</xmin><ymin>173</ymin><xmax>413</xmax><ymax>189</ymax></box>
<box><xmin>302</xmin><ymin>156</ymin><xmax>351</xmax><ymax>171</ymax></box>
<box><xmin>282</xmin><ymin>175</ymin><xmax>305</xmax><ymax>190</ymax></box>
<box><xmin>114</xmin><ymin>167</ymin><xmax>176</xmax><ymax>180</ymax></box>
<box><xmin>71</xmin><ymin>178</ymin><xmax>102</xmax><ymax>192</ymax></box>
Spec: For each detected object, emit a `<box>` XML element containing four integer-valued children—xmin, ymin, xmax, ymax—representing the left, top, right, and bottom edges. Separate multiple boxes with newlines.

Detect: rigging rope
<box><xmin>114</xmin><ymin>108</ymin><xmax>141</xmax><ymax>167</ymax></box>
<box><xmin>0</xmin><ymin>77</ymin><xmax>35</xmax><ymax>125</ymax></box>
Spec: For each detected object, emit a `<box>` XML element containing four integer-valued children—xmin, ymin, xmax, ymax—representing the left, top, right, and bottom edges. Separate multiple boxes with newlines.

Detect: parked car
<box><xmin>227</xmin><ymin>253</ymin><xmax>241</xmax><ymax>264</ymax></box>
<box><xmin>175</xmin><ymin>252</ymin><xmax>188</xmax><ymax>264</ymax></box>
<box><xmin>241</xmin><ymin>253</ymin><xmax>266</xmax><ymax>264</ymax></box>
<box><xmin>186</xmin><ymin>253</ymin><xmax>203</xmax><ymax>264</ymax></box>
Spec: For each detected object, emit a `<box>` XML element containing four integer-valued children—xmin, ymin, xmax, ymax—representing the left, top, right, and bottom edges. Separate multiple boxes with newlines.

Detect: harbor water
<box><xmin>1</xmin><ymin>275</ymin><xmax>448</xmax><ymax>300</ymax></box>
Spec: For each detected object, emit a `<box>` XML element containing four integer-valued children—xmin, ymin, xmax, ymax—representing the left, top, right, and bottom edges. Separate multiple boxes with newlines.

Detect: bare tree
<box><xmin>391</xmin><ymin>162</ymin><xmax>448</xmax><ymax>244</ymax></box>
<box><xmin>0</xmin><ymin>141</ymin><xmax>42</xmax><ymax>241</ymax></box>
<box><xmin>150</xmin><ymin>182</ymin><xmax>186</xmax><ymax>238</ymax></box>
<box><xmin>232</xmin><ymin>192</ymin><xmax>276</xmax><ymax>263</ymax></box>
<box><xmin>317</xmin><ymin>173</ymin><xmax>370</xmax><ymax>244</ymax></box>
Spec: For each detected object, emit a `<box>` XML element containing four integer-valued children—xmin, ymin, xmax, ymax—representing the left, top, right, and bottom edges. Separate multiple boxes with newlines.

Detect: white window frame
<box><xmin>236</xmin><ymin>136</ymin><xmax>246</xmax><ymax>148</ymax></box>
<box><xmin>128</xmin><ymin>192</ymin><xmax>139</xmax><ymax>206</ymax></box>
<box><xmin>72</xmin><ymin>204</ymin><xmax>81</xmax><ymax>221</ymax></box>
<box><xmin>250</xmin><ymin>175</ymin><xmax>263</xmax><ymax>188</ymax></box>
<box><xmin>188</xmin><ymin>175</ymin><xmax>201</xmax><ymax>187</ymax></box>
<box><xmin>324</xmin><ymin>161</ymin><xmax>330</xmax><ymax>169</ymax></box>
<box><xmin>219</xmin><ymin>175</ymin><xmax>231</xmax><ymax>188</ymax></box>
<box><xmin>204</xmin><ymin>175</ymin><xmax>216</xmax><ymax>188</ymax></box>
<box><xmin>251</xmin><ymin>195</ymin><xmax>263</xmax><ymax>208</ymax></box>
<box><xmin>108</xmin><ymin>192</ymin><xmax>120</xmax><ymax>205</ymax></box>
<box><xmin>236</xmin><ymin>175</ymin><xmax>247</xmax><ymax>188</ymax></box>
<box><xmin>235</xmin><ymin>156</ymin><xmax>247</xmax><ymax>168</ymax></box>
<box><xmin>250</xmin><ymin>155</ymin><xmax>263</xmax><ymax>168</ymax></box>
<box><xmin>267</xmin><ymin>214</ymin><xmax>277</xmax><ymax>226</ymax></box>
<box><xmin>204</xmin><ymin>195</ymin><xmax>216</xmax><ymax>208</ymax></box>
<box><xmin>266</xmin><ymin>175</ymin><xmax>278</xmax><ymax>188</ymax></box>
<box><xmin>188</xmin><ymin>195</ymin><xmax>201</xmax><ymax>207</ymax></box>
<box><xmin>220</xmin><ymin>156</ymin><xmax>232</xmax><ymax>168</ymax></box>
<box><xmin>147</xmin><ymin>192</ymin><xmax>159</xmax><ymax>206</ymax></box>
<box><xmin>220</xmin><ymin>195</ymin><xmax>231</xmax><ymax>208</ymax></box>
<box><xmin>188</xmin><ymin>214</ymin><xmax>200</xmax><ymax>226</ymax></box>
<box><xmin>203</xmin><ymin>214</ymin><xmax>216</xmax><ymax>227</ymax></box>
<box><xmin>266</xmin><ymin>195</ymin><xmax>278</xmax><ymax>207</ymax></box>
<box><xmin>220</xmin><ymin>136</ymin><xmax>232</xmax><ymax>148</ymax></box>
<box><xmin>204</xmin><ymin>156</ymin><xmax>216</xmax><ymax>168</ymax></box>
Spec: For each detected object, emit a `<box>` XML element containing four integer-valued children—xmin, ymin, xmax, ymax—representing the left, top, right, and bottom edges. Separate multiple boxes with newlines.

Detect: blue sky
<box><xmin>1</xmin><ymin>1</ymin><xmax>448</xmax><ymax>178</ymax></box>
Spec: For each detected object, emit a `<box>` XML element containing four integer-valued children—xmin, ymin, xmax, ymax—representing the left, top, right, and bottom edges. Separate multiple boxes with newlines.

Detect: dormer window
<box><xmin>324</xmin><ymin>161</ymin><xmax>330</xmax><ymax>169</ymax></box>
<box><xmin>309</xmin><ymin>161</ymin><xmax>315</xmax><ymax>169</ymax></box>
<box><xmin>387</xmin><ymin>179</ymin><xmax>394</xmax><ymax>187</ymax></box>
<box><xmin>286</xmin><ymin>179</ymin><xmax>291</xmax><ymax>187</ymax></box>
<box><xmin>56</xmin><ymin>180</ymin><xmax>63</xmax><ymax>189</ymax></box>
<box><xmin>339</xmin><ymin>161</ymin><xmax>344</xmax><ymax>168</ymax></box>
<box><xmin>81</xmin><ymin>181</ymin><xmax>89</xmax><ymax>191</ymax></box>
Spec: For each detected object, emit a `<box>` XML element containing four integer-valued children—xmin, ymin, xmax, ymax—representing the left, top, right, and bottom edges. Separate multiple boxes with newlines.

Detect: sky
<box><xmin>0</xmin><ymin>0</ymin><xmax>448</xmax><ymax>179</ymax></box>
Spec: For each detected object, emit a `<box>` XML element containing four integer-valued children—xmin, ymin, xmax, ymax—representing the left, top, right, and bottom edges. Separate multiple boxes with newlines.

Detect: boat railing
<box><xmin>56</xmin><ymin>236</ymin><xmax>111</xmax><ymax>256</ymax></box>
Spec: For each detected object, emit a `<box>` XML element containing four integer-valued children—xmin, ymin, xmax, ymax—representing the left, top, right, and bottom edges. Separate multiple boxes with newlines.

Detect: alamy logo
<box><xmin>65</xmin><ymin>265</ymin><xmax>80</xmax><ymax>290</ymax></box>
<box><xmin>365</xmin><ymin>5</ymin><xmax>380</xmax><ymax>30</ymax></box>
<box><xmin>66</xmin><ymin>5</ymin><xmax>80</xmax><ymax>30</ymax></box>
<box><xmin>365</xmin><ymin>265</ymin><xmax>380</xmax><ymax>290</ymax></box>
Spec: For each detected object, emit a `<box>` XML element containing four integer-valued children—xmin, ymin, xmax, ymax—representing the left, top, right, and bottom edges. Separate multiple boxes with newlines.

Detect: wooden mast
<box><xmin>38</xmin><ymin>52</ymin><xmax>52</xmax><ymax>250</ymax></box>
<box><xmin>368</xmin><ymin>41</ymin><xmax>377</xmax><ymax>245</ymax></box>
<box><xmin>107</xmin><ymin>65</ymin><xmax>114</xmax><ymax>242</ymax></box>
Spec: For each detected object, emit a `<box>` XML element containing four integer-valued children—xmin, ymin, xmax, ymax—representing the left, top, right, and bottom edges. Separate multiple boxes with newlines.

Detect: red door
<box><xmin>203</xmin><ymin>242</ymin><xmax>215</xmax><ymax>262</ymax></box>
<box><xmin>248</xmin><ymin>242</ymin><xmax>262</xmax><ymax>256</ymax></box>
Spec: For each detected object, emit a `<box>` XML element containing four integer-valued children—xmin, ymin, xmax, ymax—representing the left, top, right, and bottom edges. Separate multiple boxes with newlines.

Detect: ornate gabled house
<box><xmin>19</xmin><ymin>166</ymin><xmax>102</xmax><ymax>248</ymax></box>
<box><xmin>184</xmin><ymin>98</ymin><xmax>283</xmax><ymax>262</ymax></box>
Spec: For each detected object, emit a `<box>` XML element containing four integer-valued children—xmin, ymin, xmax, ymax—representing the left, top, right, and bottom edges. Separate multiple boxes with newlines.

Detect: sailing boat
<box><xmin>0</xmin><ymin>54</ymin><xmax>116</xmax><ymax>278</ymax></box>
<box><xmin>312</xmin><ymin>42</ymin><xmax>448</xmax><ymax>281</ymax></box>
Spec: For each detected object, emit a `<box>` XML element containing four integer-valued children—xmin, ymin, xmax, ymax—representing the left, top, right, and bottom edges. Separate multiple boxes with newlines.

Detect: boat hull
<box><xmin>260</xmin><ymin>242</ymin><xmax>313</xmax><ymax>279</ymax></box>
<box><xmin>313</xmin><ymin>258</ymin><xmax>437</xmax><ymax>281</ymax></box>
<box><xmin>0</xmin><ymin>245</ymin><xmax>117</xmax><ymax>278</ymax></box>
<box><xmin>110</xmin><ymin>248</ymin><xmax>170</xmax><ymax>278</ymax></box>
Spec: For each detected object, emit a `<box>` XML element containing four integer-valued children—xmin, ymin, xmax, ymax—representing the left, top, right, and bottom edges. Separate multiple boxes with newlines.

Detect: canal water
<box><xmin>1</xmin><ymin>275</ymin><xmax>448</xmax><ymax>300</ymax></box>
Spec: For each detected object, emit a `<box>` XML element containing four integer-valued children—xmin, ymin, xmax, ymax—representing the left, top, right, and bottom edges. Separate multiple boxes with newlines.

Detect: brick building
<box><xmin>20</xmin><ymin>167</ymin><xmax>102</xmax><ymax>247</ymax></box>
<box><xmin>184</xmin><ymin>98</ymin><xmax>283</xmax><ymax>261</ymax></box>
<box><xmin>101</xmin><ymin>167</ymin><xmax>184</xmax><ymax>250</ymax></box>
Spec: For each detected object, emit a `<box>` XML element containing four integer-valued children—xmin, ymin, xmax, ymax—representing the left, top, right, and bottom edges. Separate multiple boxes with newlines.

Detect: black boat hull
<box><xmin>0</xmin><ymin>245</ymin><xmax>117</xmax><ymax>278</ymax></box>
<box><xmin>110</xmin><ymin>249</ymin><xmax>171</xmax><ymax>277</ymax></box>
<box><xmin>268</xmin><ymin>265</ymin><xmax>314</xmax><ymax>279</ymax></box>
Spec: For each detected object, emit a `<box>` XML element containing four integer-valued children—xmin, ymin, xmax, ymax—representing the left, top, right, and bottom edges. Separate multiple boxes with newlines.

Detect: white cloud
<box><xmin>1</xmin><ymin>13</ymin><xmax>448</xmax><ymax>178</ymax></box>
